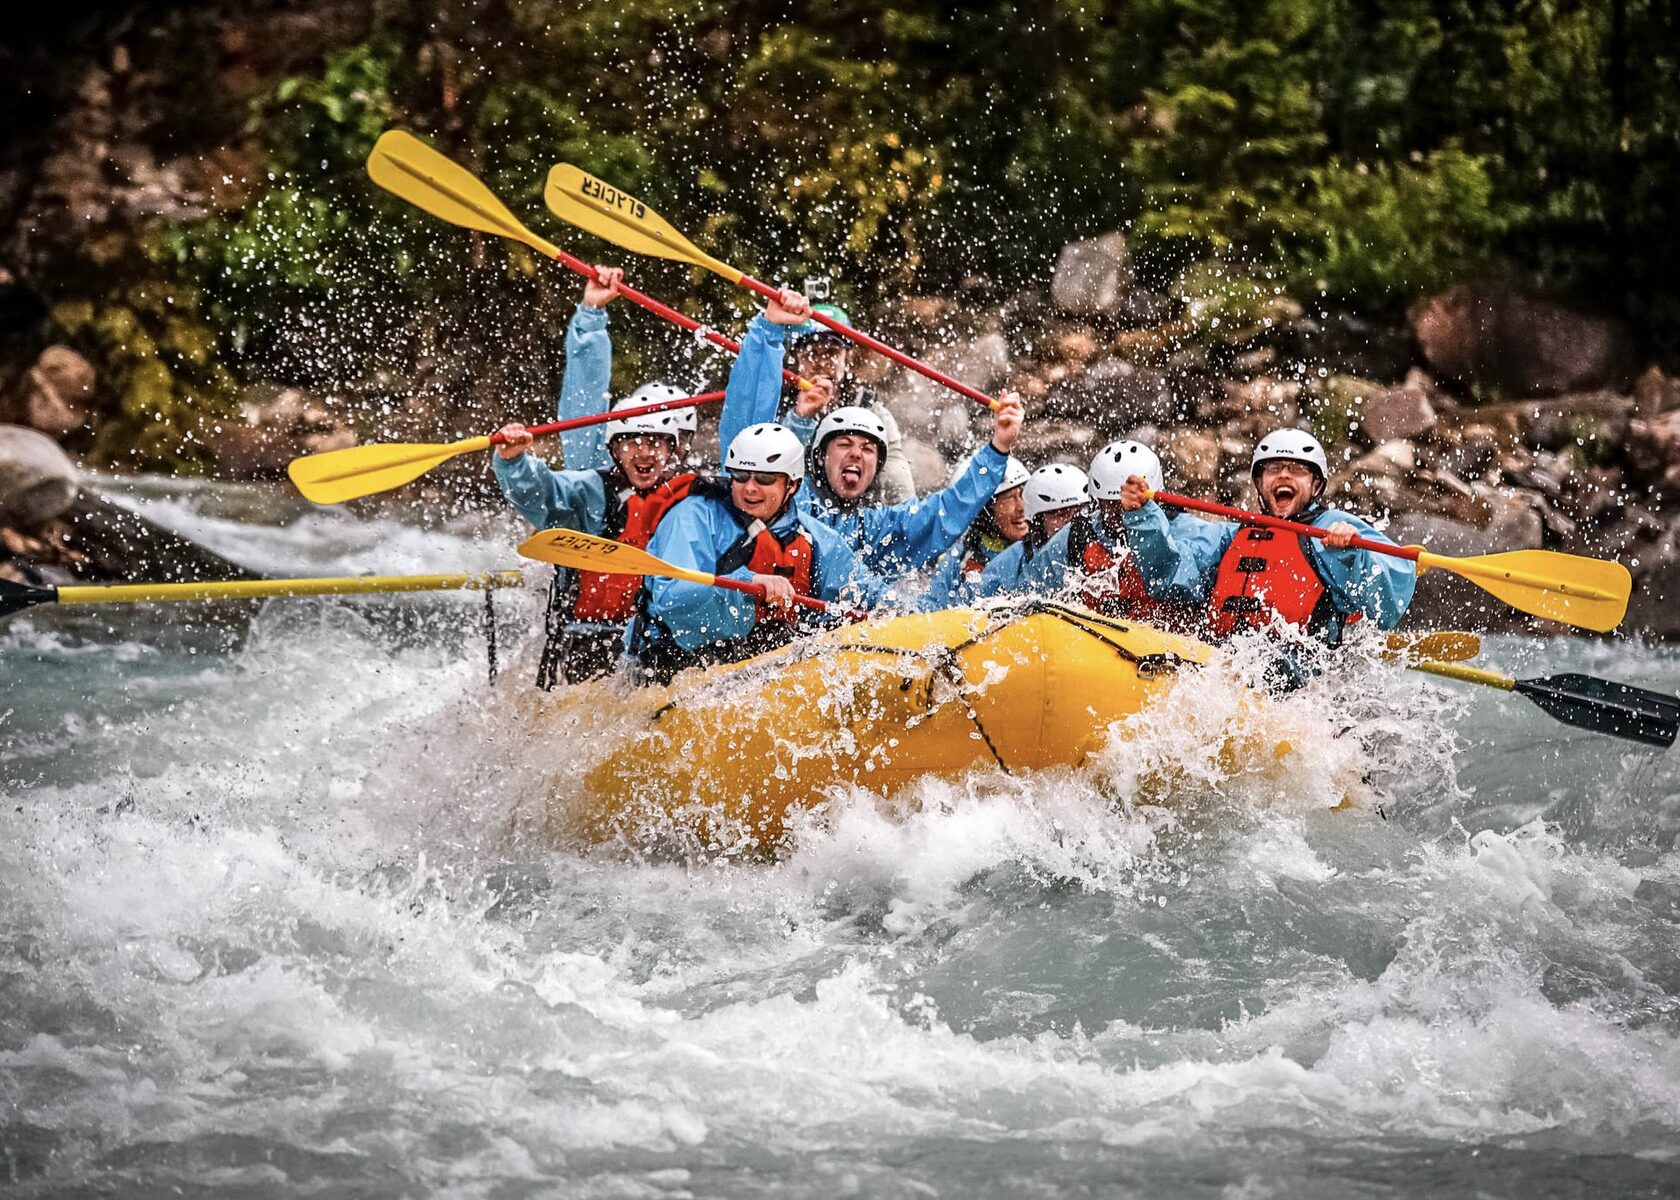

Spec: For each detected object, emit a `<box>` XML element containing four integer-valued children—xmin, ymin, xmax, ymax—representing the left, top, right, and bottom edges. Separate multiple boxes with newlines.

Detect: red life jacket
<box><xmin>1205</xmin><ymin>523</ymin><xmax>1359</xmax><ymax>641</ymax></box>
<box><xmin>730</xmin><ymin>522</ymin><xmax>815</xmax><ymax>625</ymax></box>
<box><xmin>1067</xmin><ymin>514</ymin><xmax>1173</xmax><ymax>624</ymax></box>
<box><xmin>571</xmin><ymin>471</ymin><xmax>697</xmax><ymax>623</ymax></box>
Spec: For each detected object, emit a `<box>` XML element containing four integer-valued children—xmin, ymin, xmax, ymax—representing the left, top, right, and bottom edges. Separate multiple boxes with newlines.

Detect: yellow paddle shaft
<box><xmin>55</xmin><ymin>571</ymin><xmax>525</xmax><ymax>607</ymax></box>
<box><xmin>1417</xmin><ymin>550</ymin><xmax>1621</xmax><ymax>601</ymax></box>
<box><xmin>1409</xmin><ymin>660</ymin><xmax>1516</xmax><ymax>691</ymax></box>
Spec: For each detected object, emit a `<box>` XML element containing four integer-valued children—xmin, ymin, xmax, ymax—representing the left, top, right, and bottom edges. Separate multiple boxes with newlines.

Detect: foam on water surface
<box><xmin>4</xmin><ymin>478</ymin><xmax>1680</xmax><ymax>1197</ymax></box>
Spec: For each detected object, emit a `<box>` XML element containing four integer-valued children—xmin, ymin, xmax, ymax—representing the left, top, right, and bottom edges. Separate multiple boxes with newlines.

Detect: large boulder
<box><xmin>1388</xmin><ymin>490</ymin><xmax>1543</xmax><ymax>555</ymax></box>
<box><xmin>1050</xmin><ymin>233</ymin><xmax>1135</xmax><ymax>318</ymax></box>
<box><xmin>1633</xmin><ymin>366</ymin><xmax>1680</xmax><ymax>416</ymax></box>
<box><xmin>1626</xmin><ymin>549</ymin><xmax>1680</xmax><ymax>638</ymax></box>
<box><xmin>1323</xmin><ymin>371</ymin><xmax>1438</xmax><ymax>445</ymax></box>
<box><xmin>1409</xmin><ymin>284</ymin><xmax>1639</xmax><ymax>397</ymax></box>
<box><xmin>0</xmin><ymin>424</ymin><xmax>79</xmax><ymax>529</ymax></box>
<box><xmin>876</xmin><ymin>331</ymin><xmax>1010</xmax><ymax>448</ymax></box>
<box><xmin>1043</xmin><ymin>357</ymin><xmax>1180</xmax><ymax>425</ymax></box>
<box><xmin>1625</xmin><ymin>409</ymin><xmax>1680</xmax><ymax>490</ymax></box>
<box><xmin>206</xmin><ymin>385</ymin><xmax>356</xmax><ymax>478</ymax></box>
<box><xmin>2</xmin><ymin>345</ymin><xmax>95</xmax><ymax>438</ymax></box>
<box><xmin>1513</xmin><ymin>391</ymin><xmax>1634</xmax><ymax>455</ymax></box>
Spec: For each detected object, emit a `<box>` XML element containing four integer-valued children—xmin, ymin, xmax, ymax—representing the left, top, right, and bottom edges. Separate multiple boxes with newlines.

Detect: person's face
<box><xmin>1256</xmin><ymin>459</ymin><xmax>1321</xmax><ymax>518</ymax></box>
<box><xmin>794</xmin><ymin>337</ymin><xmax>851</xmax><ymax>386</ymax></box>
<box><xmin>1038</xmin><ymin>505</ymin><xmax>1081</xmax><ymax>540</ymax></box>
<box><xmin>1097</xmin><ymin>498</ymin><xmax>1129</xmax><ymax>532</ymax></box>
<box><xmin>990</xmin><ymin>486</ymin><xmax>1028</xmax><ymax>542</ymax></box>
<box><xmin>730</xmin><ymin>471</ymin><xmax>794</xmax><ymax>520</ymax></box>
<box><xmin>822</xmin><ymin>434</ymin><xmax>880</xmax><ymax>502</ymax></box>
<box><xmin>610</xmin><ymin>434</ymin><xmax>675</xmax><ymax>489</ymax></box>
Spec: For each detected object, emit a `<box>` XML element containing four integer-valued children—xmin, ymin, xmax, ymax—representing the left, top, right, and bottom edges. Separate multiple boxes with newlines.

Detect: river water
<box><xmin>3</xmin><ymin>479</ymin><xmax>1678</xmax><ymax>1198</ymax></box>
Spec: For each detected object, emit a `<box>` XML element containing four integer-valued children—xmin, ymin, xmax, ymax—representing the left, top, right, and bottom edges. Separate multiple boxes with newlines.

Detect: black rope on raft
<box><xmin>484</xmin><ymin>585</ymin><xmax>499</xmax><ymax>684</ymax></box>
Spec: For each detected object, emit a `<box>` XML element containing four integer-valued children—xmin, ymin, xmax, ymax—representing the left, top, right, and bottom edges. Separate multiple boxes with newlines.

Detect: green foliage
<box><xmin>130</xmin><ymin>0</ymin><xmax>1680</xmax><ymax>470</ymax></box>
<box><xmin>1287</xmin><ymin>146</ymin><xmax>1514</xmax><ymax>300</ymax></box>
<box><xmin>53</xmin><ymin>277</ymin><xmax>242</xmax><ymax>472</ymax></box>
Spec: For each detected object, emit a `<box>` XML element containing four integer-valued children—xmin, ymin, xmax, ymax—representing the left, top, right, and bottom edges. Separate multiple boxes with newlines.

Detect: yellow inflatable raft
<box><xmin>555</xmin><ymin>601</ymin><xmax>1215</xmax><ymax>851</ymax></box>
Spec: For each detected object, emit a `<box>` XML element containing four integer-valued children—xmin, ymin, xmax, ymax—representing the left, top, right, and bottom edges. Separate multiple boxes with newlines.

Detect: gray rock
<box><xmin>1409</xmin><ymin>284</ymin><xmax>1638</xmax><ymax>397</ymax></box>
<box><xmin>1045</xmin><ymin>357</ymin><xmax>1181</xmax><ymax>424</ymax></box>
<box><xmin>6</xmin><ymin>345</ymin><xmax>95</xmax><ymax>438</ymax></box>
<box><xmin>0</xmin><ymin>424</ymin><xmax>79</xmax><ymax>529</ymax></box>
<box><xmin>1516</xmin><ymin>391</ymin><xmax>1634</xmax><ymax>454</ymax></box>
<box><xmin>1353</xmin><ymin>379</ymin><xmax>1437</xmax><ymax>444</ymax></box>
<box><xmin>1633</xmin><ymin>366</ymin><xmax>1680</xmax><ymax>416</ymax></box>
<box><xmin>1627</xmin><ymin>555</ymin><xmax>1680</xmax><ymax>637</ymax></box>
<box><xmin>877</xmin><ymin>332</ymin><xmax>1010</xmax><ymax>440</ymax></box>
<box><xmin>207</xmin><ymin>385</ymin><xmax>355</xmax><ymax>478</ymax></box>
<box><xmin>1050</xmin><ymin>233</ymin><xmax>1135</xmax><ymax>317</ymax></box>
<box><xmin>1388</xmin><ymin>492</ymin><xmax>1543</xmax><ymax>555</ymax></box>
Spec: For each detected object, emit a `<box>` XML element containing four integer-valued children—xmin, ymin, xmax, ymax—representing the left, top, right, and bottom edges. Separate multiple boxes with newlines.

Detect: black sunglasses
<box><xmin>728</xmin><ymin>470</ymin><xmax>789</xmax><ymax>487</ymax></box>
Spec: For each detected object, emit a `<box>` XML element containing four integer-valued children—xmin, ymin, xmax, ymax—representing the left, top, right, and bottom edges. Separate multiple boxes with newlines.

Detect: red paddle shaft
<box><xmin>733</xmin><ymin>274</ymin><xmax>1003</xmax><ymax>413</ymax></box>
<box><xmin>547</xmin><ymin>248</ymin><xmax>807</xmax><ymax>391</ymax></box>
<box><xmin>709</xmin><ymin>574</ymin><xmax>832</xmax><ymax>614</ymax></box>
<box><xmin>1151</xmin><ymin>489</ymin><xmax>1416</xmax><ymax>561</ymax></box>
<box><xmin>485</xmin><ymin>390</ymin><xmax>725</xmax><ymax>447</ymax></box>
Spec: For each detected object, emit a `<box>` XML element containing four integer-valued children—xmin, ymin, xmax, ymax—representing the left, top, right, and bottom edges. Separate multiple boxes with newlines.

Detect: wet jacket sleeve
<box><xmin>558</xmin><ymin>304</ymin><xmax>613</xmax><ymax>470</ymax></box>
<box><xmin>870</xmin><ymin>404</ymin><xmax>918</xmax><ymax>502</ymax></box>
<box><xmin>973</xmin><ymin>538</ymin><xmax>1029</xmax><ymax>599</ymax></box>
<box><xmin>785</xmin><ymin>410</ymin><xmax>819</xmax><ymax>447</ymax></box>
<box><xmin>855</xmin><ymin>442</ymin><xmax>1006</xmax><ymax>574</ymax></box>
<box><xmin>717</xmin><ymin>315</ymin><xmax>788</xmax><ymax>461</ymax></box>
<box><xmin>923</xmin><ymin>548</ymin><xmax>972</xmax><ymax>609</ymax></box>
<box><xmin>800</xmin><ymin>513</ymin><xmax>888</xmax><ymax>609</ymax></box>
<box><xmin>491</xmin><ymin>453</ymin><xmax>608</xmax><ymax>533</ymax></box>
<box><xmin>1121</xmin><ymin>502</ymin><xmax>1236</xmax><ymax>604</ymax></box>
<box><xmin>1305</xmin><ymin>509</ymin><xmax>1418</xmax><ymax>629</ymax></box>
<box><xmin>1016</xmin><ymin>525</ymin><xmax>1076</xmax><ymax>595</ymax></box>
<box><xmin>642</xmin><ymin>498</ymin><xmax>758</xmax><ymax>650</ymax></box>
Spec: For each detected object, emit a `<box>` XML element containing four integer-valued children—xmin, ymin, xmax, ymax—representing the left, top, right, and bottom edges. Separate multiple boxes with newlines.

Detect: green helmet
<box><xmin>789</xmin><ymin>303</ymin><xmax>852</xmax><ymax>345</ymax></box>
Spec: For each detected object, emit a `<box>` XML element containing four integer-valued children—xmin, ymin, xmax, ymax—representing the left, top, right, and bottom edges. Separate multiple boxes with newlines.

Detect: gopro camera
<box><xmin>803</xmin><ymin>274</ymin><xmax>832</xmax><ymax>301</ymax></box>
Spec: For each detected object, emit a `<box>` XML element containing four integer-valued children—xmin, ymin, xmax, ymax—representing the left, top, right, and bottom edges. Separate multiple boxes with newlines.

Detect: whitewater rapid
<box><xmin>3</xmin><ymin>479</ymin><xmax>1678</xmax><ymax>1197</ymax></box>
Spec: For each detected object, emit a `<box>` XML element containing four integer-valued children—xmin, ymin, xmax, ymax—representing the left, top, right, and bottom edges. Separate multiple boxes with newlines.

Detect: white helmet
<box><xmin>1088</xmin><ymin>439</ymin><xmax>1163</xmax><ymax>499</ymax></box>
<box><xmin>1023</xmin><ymin>463</ymin><xmax>1090</xmax><ymax>521</ymax></box>
<box><xmin>1252</xmin><ymin>428</ymin><xmax>1329</xmax><ymax>481</ymax></box>
<box><xmin>725</xmin><ymin>422</ymin><xmax>806</xmax><ymax>482</ymax></box>
<box><xmin>947</xmin><ymin>451</ymin><xmax>1031</xmax><ymax>499</ymax></box>
<box><xmin>606</xmin><ymin>388</ymin><xmax>684</xmax><ymax>442</ymax></box>
<box><xmin>624</xmin><ymin>381</ymin><xmax>697</xmax><ymax>433</ymax></box>
<box><xmin>995</xmin><ymin>455</ymin><xmax>1031</xmax><ymax>493</ymax></box>
<box><xmin>812</xmin><ymin>406</ymin><xmax>888</xmax><ymax>458</ymax></box>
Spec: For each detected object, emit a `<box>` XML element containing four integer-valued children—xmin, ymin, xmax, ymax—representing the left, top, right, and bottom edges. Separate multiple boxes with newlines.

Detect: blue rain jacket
<box><xmin>632</xmin><ymin>489</ymin><xmax>883</xmax><ymax>653</ymax></box>
<box><xmin>1014</xmin><ymin>508</ymin><xmax>1225</xmax><ymax>598</ymax></box>
<box><xmin>491</xmin><ymin>453</ymin><xmax>611</xmax><ymax>536</ymax></box>
<box><xmin>1120</xmin><ymin>500</ymin><xmax>1417</xmax><ymax>632</ymax></box>
<box><xmin>718</xmin><ymin>313</ymin><xmax>1001</xmax><ymax>575</ymax></box>
<box><xmin>924</xmin><ymin>531</ymin><xmax>1014</xmax><ymax>609</ymax></box>
<box><xmin>557</xmin><ymin>304</ymin><xmax>615</xmax><ymax>470</ymax></box>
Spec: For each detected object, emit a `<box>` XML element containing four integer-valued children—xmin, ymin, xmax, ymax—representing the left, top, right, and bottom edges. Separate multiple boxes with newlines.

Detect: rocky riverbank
<box><xmin>5</xmin><ymin>251</ymin><xmax>1679</xmax><ymax>636</ymax></box>
<box><xmin>1</xmin><ymin>4</ymin><xmax>1676</xmax><ymax>630</ymax></box>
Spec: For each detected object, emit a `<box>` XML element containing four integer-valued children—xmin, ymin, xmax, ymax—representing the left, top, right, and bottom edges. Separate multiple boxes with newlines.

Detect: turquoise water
<box><xmin>3</xmin><ymin>480</ymin><xmax>1678</xmax><ymax>1198</ymax></box>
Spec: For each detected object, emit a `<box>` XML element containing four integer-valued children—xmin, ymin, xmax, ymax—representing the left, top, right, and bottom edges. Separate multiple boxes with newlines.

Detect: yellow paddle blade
<box><xmin>288</xmin><ymin>437</ymin><xmax>491</xmax><ymax>505</ymax></box>
<box><xmin>1419</xmin><ymin>548</ymin><xmax>1631</xmax><ymax>633</ymax></box>
<box><xmin>544</xmin><ymin>164</ymin><xmax>742</xmax><ymax>282</ymax></box>
<box><xmin>518</xmin><ymin>529</ymin><xmax>718</xmax><ymax>588</ymax></box>
<box><xmin>1384</xmin><ymin>630</ymin><xmax>1481</xmax><ymax>663</ymax></box>
<box><xmin>367</xmin><ymin>130</ymin><xmax>557</xmax><ymax>254</ymax></box>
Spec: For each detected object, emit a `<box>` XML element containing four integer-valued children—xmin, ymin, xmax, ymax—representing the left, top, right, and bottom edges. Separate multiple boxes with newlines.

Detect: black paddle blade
<box><xmin>0</xmin><ymin>578</ymin><xmax>58</xmax><ymax>621</ymax></box>
<box><xmin>1515</xmin><ymin>672</ymin><xmax>1680</xmax><ymax>749</ymax></box>
<box><xmin>0</xmin><ymin>578</ymin><xmax>56</xmax><ymax>620</ymax></box>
